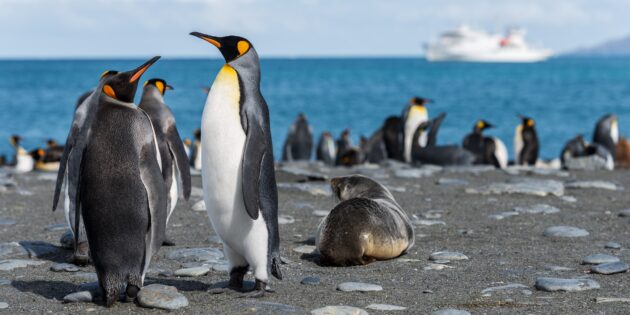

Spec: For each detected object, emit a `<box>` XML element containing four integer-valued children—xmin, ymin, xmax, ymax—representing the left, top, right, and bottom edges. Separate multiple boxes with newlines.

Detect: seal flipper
<box><xmin>165</xmin><ymin>126</ymin><xmax>191</xmax><ymax>200</ymax></box>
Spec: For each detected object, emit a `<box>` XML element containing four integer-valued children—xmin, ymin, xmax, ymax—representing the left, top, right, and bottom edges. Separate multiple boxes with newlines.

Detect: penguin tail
<box><xmin>271</xmin><ymin>255</ymin><xmax>283</xmax><ymax>280</ymax></box>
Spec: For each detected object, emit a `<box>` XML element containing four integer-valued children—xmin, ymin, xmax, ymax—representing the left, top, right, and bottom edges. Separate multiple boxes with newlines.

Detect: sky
<box><xmin>1</xmin><ymin>0</ymin><xmax>630</xmax><ymax>58</ymax></box>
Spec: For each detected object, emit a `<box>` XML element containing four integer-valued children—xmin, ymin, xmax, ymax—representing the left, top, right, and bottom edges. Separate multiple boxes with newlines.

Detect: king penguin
<box><xmin>60</xmin><ymin>57</ymin><xmax>166</xmax><ymax>306</ymax></box>
<box><xmin>402</xmin><ymin>97</ymin><xmax>431</xmax><ymax>163</ymax></box>
<box><xmin>281</xmin><ymin>113</ymin><xmax>313</xmax><ymax>161</ymax></box>
<box><xmin>592</xmin><ymin>113</ymin><xmax>618</xmax><ymax>157</ymax></box>
<box><xmin>139</xmin><ymin>79</ymin><xmax>192</xmax><ymax>245</ymax></box>
<box><xmin>463</xmin><ymin>120</ymin><xmax>493</xmax><ymax>163</ymax></box>
<box><xmin>190</xmin><ymin>32</ymin><xmax>282</xmax><ymax>296</ymax></box>
<box><xmin>514</xmin><ymin>116</ymin><xmax>539</xmax><ymax>166</ymax></box>
<box><xmin>316</xmin><ymin>131</ymin><xmax>336</xmax><ymax>166</ymax></box>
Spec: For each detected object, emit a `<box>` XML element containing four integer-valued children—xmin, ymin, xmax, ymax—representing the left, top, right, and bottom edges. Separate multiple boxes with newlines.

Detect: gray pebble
<box><xmin>605</xmin><ymin>242</ymin><xmax>622</xmax><ymax>249</ymax></box>
<box><xmin>0</xmin><ymin>259</ymin><xmax>45</xmax><ymax>271</ymax></box>
<box><xmin>582</xmin><ymin>254</ymin><xmax>620</xmax><ymax>265</ymax></box>
<box><xmin>535</xmin><ymin>277</ymin><xmax>600</xmax><ymax>292</ymax></box>
<box><xmin>337</xmin><ymin>282</ymin><xmax>383</xmax><ymax>292</ymax></box>
<box><xmin>545</xmin><ymin>265</ymin><xmax>574</xmax><ymax>272</ymax></box>
<box><xmin>0</xmin><ymin>279</ymin><xmax>10</xmax><ymax>286</ymax></box>
<box><xmin>481</xmin><ymin>283</ymin><xmax>529</xmax><ymax>295</ymax></box>
<box><xmin>301</xmin><ymin>276</ymin><xmax>320</xmax><ymax>285</ymax></box>
<box><xmin>50</xmin><ymin>263</ymin><xmax>79</xmax><ymax>272</ymax></box>
<box><xmin>174</xmin><ymin>266</ymin><xmax>210</xmax><ymax>277</ymax></box>
<box><xmin>430</xmin><ymin>308</ymin><xmax>471</xmax><ymax>315</ymax></box>
<box><xmin>44</xmin><ymin>223</ymin><xmax>68</xmax><ymax>231</ymax></box>
<box><xmin>293</xmin><ymin>245</ymin><xmax>316</xmax><ymax>254</ymax></box>
<box><xmin>63</xmin><ymin>291</ymin><xmax>93</xmax><ymax>303</ymax></box>
<box><xmin>278</xmin><ymin>215</ymin><xmax>295</xmax><ymax>224</ymax></box>
<box><xmin>513</xmin><ymin>204</ymin><xmax>560</xmax><ymax>214</ymax></box>
<box><xmin>312</xmin><ymin>210</ymin><xmax>330</xmax><ymax>217</ymax></box>
<box><xmin>137</xmin><ymin>284</ymin><xmax>188</xmax><ymax>310</ymax></box>
<box><xmin>167</xmin><ymin>247</ymin><xmax>223</xmax><ymax>263</ymax></box>
<box><xmin>0</xmin><ymin>302</ymin><xmax>7</xmax><ymax>309</ymax></box>
<box><xmin>0</xmin><ymin>219</ymin><xmax>16</xmax><ymax>226</ymax></box>
<box><xmin>210</xmin><ymin>262</ymin><xmax>230</xmax><ymax>272</ymax></box>
<box><xmin>543</xmin><ymin>226</ymin><xmax>589</xmax><ymax>238</ymax></box>
<box><xmin>366</xmin><ymin>303</ymin><xmax>407</xmax><ymax>311</ymax></box>
<box><xmin>430</xmin><ymin>251</ymin><xmax>468</xmax><ymax>261</ymax></box>
<box><xmin>565</xmin><ymin>180</ymin><xmax>619</xmax><ymax>190</ymax></box>
<box><xmin>488</xmin><ymin>212</ymin><xmax>519</xmax><ymax>220</ymax></box>
<box><xmin>311</xmin><ymin>306</ymin><xmax>368</xmax><ymax>315</ymax></box>
<box><xmin>591</xmin><ymin>262</ymin><xmax>629</xmax><ymax>275</ymax></box>
<box><xmin>191</xmin><ymin>200</ymin><xmax>206</xmax><ymax>211</ymax></box>
<box><xmin>436</xmin><ymin>178</ymin><xmax>468</xmax><ymax>186</ymax></box>
<box><xmin>465</xmin><ymin>179</ymin><xmax>564</xmax><ymax>197</ymax></box>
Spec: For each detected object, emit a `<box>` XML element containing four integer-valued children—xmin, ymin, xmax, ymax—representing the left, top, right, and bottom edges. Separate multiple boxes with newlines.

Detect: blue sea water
<box><xmin>1</xmin><ymin>57</ymin><xmax>630</xmax><ymax>161</ymax></box>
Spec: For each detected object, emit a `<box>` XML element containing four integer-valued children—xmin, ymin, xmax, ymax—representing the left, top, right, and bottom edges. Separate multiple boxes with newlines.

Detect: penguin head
<box><xmin>144</xmin><ymin>78</ymin><xmax>174</xmax><ymax>96</ymax></box>
<box><xmin>193</xmin><ymin>128</ymin><xmax>201</xmax><ymax>140</ymax></box>
<box><xmin>474</xmin><ymin>120</ymin><xmax>494</xmax><ymax>132</ymax></box>
<box><xmin>46</xmin><ymin>139</ymin><xmax>57</xmax><ymax>148</ymax></box>
<box><xmin>9</xmin><ymin>135</ymin><xmax>21</xmax><ymax>148</ymax></box>
<box><xmin>190</xmin><ymin>32</ymin><xmax>253</xmax><ymax>63</ymax></box>
<box><xmin>183</xmin><ymin>138</ymin><xmax>192</xmax><ymax>146</ymax></box>
<box><xmin>519</xmin><ymin>115</ymin><xmax>535</xmax><ymax>129</ymax></box>
<box><xmin>99</xmin><ymin>56</ymin><xmax>160</xmax><ymax>103</ymax></box>
<box><xmin>410</xmin><ymin>97</ymin><xmax>432</xmax><ymax>106</ymax></box>
<box><xmin>30</xmin><ymin>148</ymin><xmax>45</xmax><ymax>161</ymax></box>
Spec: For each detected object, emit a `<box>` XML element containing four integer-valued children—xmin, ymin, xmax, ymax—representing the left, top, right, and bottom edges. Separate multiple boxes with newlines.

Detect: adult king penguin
<box><xmin>66</xmin><ymin>57</ymin><xmax>166</xmax><ymax>306</ymax></box>
<box><xmin>514</xmin><ymin>116</ymin><xmax>539</xmax><ymax>166</ymax></box>
<box><xmin>402</xmin><ymin>97</ymin><xmax>431</xmax><ymax>163</ymax></box>
<box><xmin>281</xmin><ymin>113</ymin><xmax>313</xmax><ymax>161</ymax></box>
<box><xmin>139</xmin><ymin>78</ymin><xmax>192</xmax><ymax>238</ymax></box>
<box><xmin>190</xmin><ymin>32</ymin><xmax>282</xmax><ymax>296</ymax></box>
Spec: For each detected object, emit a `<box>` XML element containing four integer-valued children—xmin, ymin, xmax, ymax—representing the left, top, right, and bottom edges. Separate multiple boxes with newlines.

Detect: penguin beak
<box><xmin>129</xmin><ymin>56</ymin><xmax>161</xmax><ymax>83</ymax></box>
<box><xmin>485</xmin><ymin>123</ymin><xmax>494</xmax><ymax>129</ymax></box>
<box><xmin>190</xmin><ymin>32</ymin><xmax>222</xmax><ymax>48</ymax></box>
<box><xmin>166</xmin><ymin>85</ymin><xmax>174</xmax><ymax>91</ymax></box>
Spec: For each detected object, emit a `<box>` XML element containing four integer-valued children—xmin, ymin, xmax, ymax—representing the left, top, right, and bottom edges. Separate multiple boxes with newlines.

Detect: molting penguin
<box><xmin>402</xmin><ymin>97</ymin><xmax>431</xmax><ymax>162</ymax></box>
<box><xmin>31</xmin><ymin>148</ymin><xmax>60</xmax><ymax>172</ymax></box>
<box><xmin>190</xmin><ymin>32</ymin><xmax>282</xmax><ymax>296</ymax></box>
<box><xmin>139</xmin><ymin>78</ymin><xmax>192</xmax><ymax>243</ymax></box>
<box><xmin>411</xmin><ymin>113</ymin><xmax>475</xmax><ymax>166</ymax></box>
<box><xmin>316</xmin><ymin>175</ymin><xmax>414</xmax><ymax>266</ymax></box>
<box><xmin>593</xmin><ymin>114</ymin><xmax>618</xmax><ymax>157</ymax></box>
<box><xmin>514</xmin><ymin>116</ymin><xmax>539</xmax><ymax>166</ymax></box>
<box><xmin>316</xmin><ymin>131</ymin><xmax>336</xmax><ymax>166</ymax></box>
<box><xmin>382</xmin><ymin>116</ymin><xmax>404</xmax><ymax>161</ymax></box>
<box><xmin>77</xmin><ymin>57</ymin><xmax>166</xmax><ymax>306</ymax></box>
<box><xmin>9</xmin><ymin>135</ymin><xmax>34</xmax><ymax>173</ymax></box>
<box><xmin>281</xmin><ymin>113</ymin><xmax>313</xmax><ymax>161</ymax></box>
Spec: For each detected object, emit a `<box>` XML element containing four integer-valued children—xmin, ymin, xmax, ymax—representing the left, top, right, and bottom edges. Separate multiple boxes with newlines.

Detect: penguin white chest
<box><xmin>404</xmin><ymin>106</ymin><xmax>428</xmax><ymax>162</ymax></box>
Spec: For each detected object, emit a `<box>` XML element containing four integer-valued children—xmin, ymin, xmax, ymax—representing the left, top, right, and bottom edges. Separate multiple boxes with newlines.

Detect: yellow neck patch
<box><xmin>526</xmin><ymin>120</ymin><xmax>534</xmax><ymax>127</ymax></box>
<box><xmin>476</xmin><ymin>121</ymin><xmax>485</xmax><ymax>129</ymax></box>
<box><xmin>103</xmin><ymin>85</ymin><xmax>117</xmax><ymax>99</ymax></box>
<box><xmin>237</xmin><ymin>40</ymin><xmax>250</xmax><ymax>56</ymax></box>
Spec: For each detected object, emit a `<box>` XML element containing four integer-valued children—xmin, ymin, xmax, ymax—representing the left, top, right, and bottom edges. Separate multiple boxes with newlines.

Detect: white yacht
<box><xmin>425</xmin><ymin>25</ymin><xmax>552</xmax><ymax>63</ymax></box>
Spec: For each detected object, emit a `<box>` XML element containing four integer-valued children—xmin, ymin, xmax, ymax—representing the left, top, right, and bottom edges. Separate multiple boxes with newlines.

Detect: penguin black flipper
<box><xmin>241</xmin><ymin>108</ymin><xmax>267</xmax><ymax>220</ymax></box>
<box><xmin>427</xmin><ymin>112</ymin><xmax>446</xmax><ymax>147</ymax></box>
<box><xmin>165</xmin><ymin>126</ymin><xmax>192</xmax><ymax>200</ymax></box>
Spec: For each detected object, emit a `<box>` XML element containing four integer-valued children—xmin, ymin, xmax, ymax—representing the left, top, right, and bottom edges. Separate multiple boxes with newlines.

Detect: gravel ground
<box><xmin>0</xmin><ymin>163</ymin><xmax>629</xmax><ymax>314</ymax></box>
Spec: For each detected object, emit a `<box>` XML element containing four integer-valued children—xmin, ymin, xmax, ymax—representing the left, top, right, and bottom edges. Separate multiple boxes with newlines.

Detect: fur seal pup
<box><xmin>316</xmin><ymin>175</ymin><xmax>414</xmax><ymax>266</ymax></box>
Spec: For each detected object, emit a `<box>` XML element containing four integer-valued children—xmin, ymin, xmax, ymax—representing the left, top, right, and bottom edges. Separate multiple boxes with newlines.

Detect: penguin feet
<box><xmin>72</xmin><ymin>241</ymin><xmax>90</xmax><ymax>266</ymax></box>
<box><xmin>124</xmin><ymin>284</ymin><xmax>141</xmax><ymax>302</ymax></box>
<box><xmin>238</xmin><ymin>279</ymin><xmax>272</xmax><ymax>298</ymax></box>
<box><xmin>208</xmin><ymin>266</ymin><xmax>247</xmax><ymax>294</ymax></box>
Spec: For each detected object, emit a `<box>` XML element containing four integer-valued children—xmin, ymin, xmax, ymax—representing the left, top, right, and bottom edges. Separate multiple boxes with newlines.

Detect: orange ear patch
<box><xmin>237</xmin><ymin>40</ymin><xmax>250</xmax><ymax>55</ymax></box>
<box><xmin>103</xmin><ymin>85</ymin><xmax>117</xmax><ymax>99</ymax></box>
<box><xmin>155</xmin><ymin>81</ymin><xmax>165</xmax><ymax>94</ymax></box>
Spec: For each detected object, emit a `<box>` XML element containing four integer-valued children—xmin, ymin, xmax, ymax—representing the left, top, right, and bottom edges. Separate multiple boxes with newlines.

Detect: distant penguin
<box><xmin>77</xmin><ymin>57</ymin><xmax>166</xmax><ymax>306</ymax></box>
<box><xmin>191</xmin><ymin>32</ymin><xmax>282</xmax><ymax>296</ymax></box>
<box><xmin>139</xmin><ymin>78</ymin><xmax>192</xmax><ymax>231</ymax></box>
<box><xmin>411</xmin><ymin>113</ymin><xmax>475</xmax><ymax>166</ymax></box>
<box><xmin>281</xmin><ymin>113</ymin><xmax>313</xmax><ymax>161</ymax></box>
<box><xmin>9</xmin><ymin>135</ymin><xmax>34</xmax><ymax>173</ymax></box>
<box><xmin>336</xmin><ymin>129</ymin><xmax>352</xmax><ymax>157</ymax></box>
<box><xmin>317</xmin><ymin>175</ymin><xmax>414</xmax><ymax>266</ymax></box>
<box><xmin>593</xmin><ymin>114</ymin><xmax>618</xmax><ymax>157</ymax></box>
<box><xmin>560</xmin><ymin>135</ymin><xmax>588</xmax><ymax>165</ymax></box>
<box><xmin>382</xmin><ymin>116</ymin><xmax>404</xmax><ymax>161</ymax></box>
<box><xmin>45</xmin><ymin>139</ymin><xmax>64</xmax><ymax>163</ymax></box>
<box><xmin>31</xmin><ymin>148</ymin><xmax>60</xmax><ymax>172</ymax></box>
<box><xmin>402</xmin><ymin>97</ymin><xmax>431</xmax><ymax>162</ymax></box>
<box><xmin>360</xmin><ymin>129</ymin><xmax>387</xmax><ymax>164</ymax></box>
<box><xmin>191</xmin><ymin>128</ymin><xmax>202</xmax><ymax>170</ymax></box>
<box><xmin>336</xmin><ymin>147</ymin><xmax>364</xmax><ymax>167</ymax></box>
<box><xmin>183</xmin><ymin>138</ymin><xmax>192</xmax><ymax>158</ymax></box>
<box><xmin>316</xmin><ymin>131</ymin><xmax>336</xmax><ymax>166</ymax></box>
<box><xmin>483</xmin><ymin>136</ymin><xmax>509</xmax><ymax>169</ymax></box>
<box><xmin>462</xmin><ymin>120</ymin><xmax>494</xmax><ymax>163</ymax></box>
<box><xmin>514</xmin><ymin>116</ymin><xmax>539</xmax><ymax>166</ymax></box>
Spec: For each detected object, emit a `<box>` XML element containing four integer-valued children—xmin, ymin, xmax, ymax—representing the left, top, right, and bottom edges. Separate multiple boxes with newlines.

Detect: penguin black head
<box><xmin>519</xmin><ymin>115</ymin><xmax>535</xmax><ymax>129</ymax></box>
<box><xmin>47</xmin><ymin>139</ymin><xmax>57</xmax><ymax>148</ymax></box>
<box><xmin>144</xmin><ymin>78</ymin><xmax>174</xmax><ymax>96</ymax></box>
<box><xmin>99</xmin><ymin>56</ymin><xmax>161</xmax><ymax>103</ymax></box>
<box><xmin>410</xmin><ymin>97</ymin><xmax>432</xmax><ymax>106</ymax></box>
<box><xmin>193</xmin><ymin>128</ymin><xmax>201</xmax><ymax>140</ymax></box>
<box><xmin>9</xmin><ymin>135</ymin><xmax>21</xmax><ymax>148</ymax></box>
<box><xmin>190</xmin><ymin>32</ymin><xmax>252</xmax><ymax>62</ymax></box>
<box><xmin>474</xmin><ymin>120</ymin><xmax>494</xmax><ymax>132</ymax></box>
<box><xmin>30</xmin><ymin>148</ymin><xmax>45</xmax><ymax>161</ymax></box>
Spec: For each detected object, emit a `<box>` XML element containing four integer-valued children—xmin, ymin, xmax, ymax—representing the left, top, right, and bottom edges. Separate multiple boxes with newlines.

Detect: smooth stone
<box><xmin>210</xmin><ymin>262</ymin><xmax>230</xmax><ymax>272</ymax></box>
<box><xmin>277</xmin><ymin>182</ymin><xmax>332</xmax><ymax>197</ymax></box>
<box><xmin>387</xmin><ymin>186</ymin><xmax>406</xmax><ymax>192</ymax></box>
<box><xmin>424</xmin><ymin>263</ymin><xmax>453</xmax><ymax>270</ymax></box>
<box><xmin>465</xmin><ymin>178</ymin><xmax>564</xmax><ymax>197</ymax></box>
<box><xmin>77</xmin><ymin>282</ymin><xmax>100</xmax><ymax>295</ymax></box>
<box><xmin>561</xmin><ymin>196</ymin><xmax>577</xmax><ymax>203</ymax></box>
<box><xmin>174</xmin><ymin>266</ymin><xmax>210</xmax><ymax>277</ymax></box>
<box><xmin>59</xmin><ymin>230</ymin><xmax>74</xmax><ymax>249</ymax></box>
<box><xmin>543</xmin><ymin>226</ymin><xmax>589</xmax><ymax>238</ymax></box>
<box><xmin>430</xmin><ymin>251</ymin><xmax>468</xmax><ymax>261</ymax></box>
<box><xmin>311</xmin><ymin>306</ymin><xmax>368</xmax><ymax>315</ymax></box>
<box><xmin>436</xmin><ymin>178</ymin><xmax>468</xmax><ymax>186</ymax></box>
<box><xmin>582</xmin><ymin>254</ymin><xmax>620</xmax><ymax>265</ymax></box>
<box><xmin>595</xmin><ymin>297</ymin><xmax>630</xmax><ymax>303</ymax></box>
<box><xmin>398</xmin><ymin>258</ymin><xmax>421</xmax><ymax>262</ymax></box>
<box><xmin>191</xmin><ymin>200</ymin><xmax>206</xmax><ymax>211</ymax></box>
<box><xmin>412</xmin><ymin>218</ymin><xmax>446</xmax><ymax>226</ymax></box>
<box><xmin>366</xmin><ymin>304</ymin><xmax>406</xmax><ymax>311</ymax></box>
<box><xmin>481</xmin><ymin>283</ymin><xmax>529</xmax><ymax>296</ymax></box>
<box><xmin>337</xmin><ymin>282</ymin><xmax>383</xmax><ymax>292</ymax></box>
<box><xmin>545</xmin><ymin>265</ymin><xmax>574</xmax><ymax>272</ymax></box>
<box><xmin>565</xmin><ymin>181</ymin><xmax>619</xmax><ymax>191</ymax></box>
<box><xmin>0</xmin><ymin>242</ymin><xmax>29</xmax><ymax>259</ymax></box>
<box><xmin>618</xmin><ymin>209</ymin><xmax>630</xmax><ymax>217</ymax></box>
<box><xmin>0</xmin><ymin>259</ymin><xmax>45</xmax><ymax>271</ymax></box>
<box><xmin>421</xmin><ymin>210</ymin><xmax>443</xmax><ymax>219</ymax></box>
<box><xmin>137</xmin><ymin>284</ymin><xmax>188</xmax><ymax>310</ymax></box>
<box><xmin>312</xmin><ymin>210</ymin><xmax>331</xmax><ymax>217</ymax></box>
<box><xmin>63</xmin><ymin>291</ymin><xmax>93</xmax><ymax>303</ymax></box>
<box><xmin>513</xmin><ymin>204</ymin><xmax>560</xmax><ymax>214</ymax></box>
<box><xmin>239</xmin><ymin>300</ymin><xmax>305</xmax><ymax>314</ymax></box>
<box><xmin>0</xmin><ymin>302</ymin><xmax>7</xmax><ymax>309</ymax></box>
<box><xmin>301</xmin><ymin>276</ymin><xmax>320</xmax><ymax>285</ymax></box>
<box><xmin>0</xmin><ymin>279</ymin><xmax>10</xmax><ymax>285</ymax></box>
<box><xmin>0</xmin><ymin>219</ymin><xmax>16</xmax><ymax>226</ymax></box>
<box><xmin>591</xmin><ymin>262</ymin><xmax>629</xmax><ymax>275</ymax></box>
<box><xmin>45</xmin><ymin>223</ymin><xmax>68</xmax><ymax>231</ymax></box>
<box><xmin>605</xmin><ymin>242</ymin><xmax>622</xmax><ymax>249</ymax></box>
<box><xmin>50</xmin><ymin>263</ymin><xmax>79</xmax><ymax>272</ymax></box>
<box><xmin>19</xmin><ymin>241</ymin><xmax>60</xmax><ymax>257</ymax></box>
<box><xmin>430</xmin><ymin>309</ymin><xmax>471</xmax><ymax>315</ymax></box>
<box><xmin>489</xmin><ymin>212</ymin><xmax>519</xmax><ymax>220</ymax></box>
<box><xmin>166</xmin><ymin>247</ymin><xmax>223</xmax><ymax>263</ymax></box>
<box><xmin>74</xmin><ymin>272</ymin><xmax>98</xmax><ymax>281</ymax></box>
<box><xmin>394</xmin><ymin>167</ymin><xmax>441</xmax><ymax>179</ymax></box>
<box><xmin>278</xmin><ymin>215</ymin><xmax>295</xmax><ymax>224</ymax></box>
<box><xmin>535</xmin><ymin>277</ymin><xmax>600</xmax><ymax>292</ymax></box>
<box><xmin>293</xmin><ymin>245</ymin><xmax>316</xmax><ymax>254</ymax></box>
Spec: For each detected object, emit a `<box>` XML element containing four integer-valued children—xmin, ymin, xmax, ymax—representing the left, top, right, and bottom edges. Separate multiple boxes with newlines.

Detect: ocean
<box><xmin>1</xmin><ymin>57</ymin><xmax>630</xmax><ymax>161</ymax></box>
